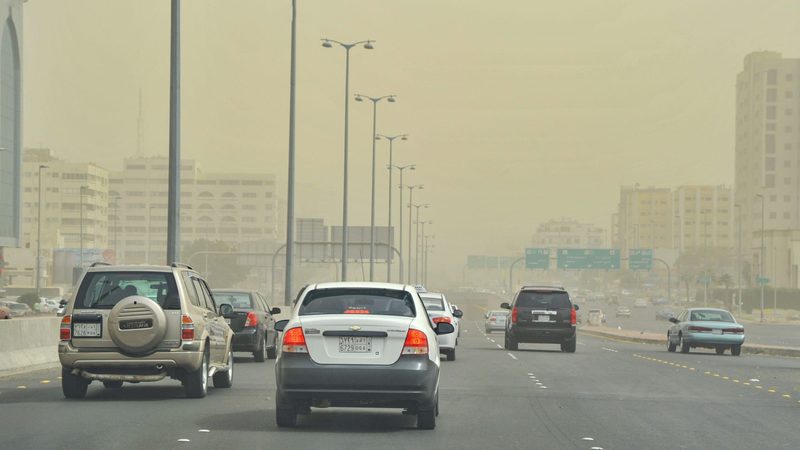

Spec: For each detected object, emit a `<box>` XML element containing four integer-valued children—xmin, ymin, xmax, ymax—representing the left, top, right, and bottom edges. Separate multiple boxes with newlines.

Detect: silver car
<box><xmin>484</xmin><ymin>310</ymin><xmax>508</xmax><ymax>333</ymax></box>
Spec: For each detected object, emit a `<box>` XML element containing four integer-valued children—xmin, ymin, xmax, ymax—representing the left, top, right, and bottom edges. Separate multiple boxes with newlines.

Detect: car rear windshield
<box><xmin>516</xmin><ymin>291</ymin><xmax>572</xmax><ymax>309</ymax></box>
<box><xmin>420</xmin><ymin>295</ymin><xmax>445</xmax><ymax>311</ymax></box>
<box><xmin>690</xmin><ymin>310</ymin><xmax>734</xmax><ymax>322</ymax></box>
<box><xmin>75</xmin><ymin>272</ymin><xmax>180</xmax><ymax>310</ymax></box>
<box><xmin>213</xmin><ymin>292</ymin><xmax>253</xmax><ymax>310</ymax></box>
<box><xmin>299</xmin><ymin>288</ymin><xmax>416</xmax><ymax>317</ymax></box>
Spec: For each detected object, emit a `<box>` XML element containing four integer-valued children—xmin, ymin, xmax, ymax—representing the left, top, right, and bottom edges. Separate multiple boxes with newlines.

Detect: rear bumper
<box><xmin>684</xmin><ymin>333</ymin><xmax>745</xmax><ymax>347</ymax></box>
<box><xmin>231</xmin><ymin>327</ymin><xmax>261</xmax><ymax>351</ymax></box>
<box><xmin>276</xmin><ymin>353</ymin><xmax>438</xmax><ymax>409</ymax></box>
<box><xmin>58</xmin><ymin>341</ymin><xmax>204</xmax><ymax>374</ymax></box>
<box><xmin>485</xmin><ymin>323</ymin><xmax>506</xmax><ymax>330</ymax></box>
<box><xmin>509</xmin><ymin>325</ymin><xmax>576</xmax><ymax>343</ymax></box>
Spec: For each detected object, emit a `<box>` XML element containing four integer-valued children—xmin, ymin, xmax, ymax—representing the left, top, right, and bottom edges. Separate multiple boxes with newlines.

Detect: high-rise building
<box><xmin>672</xmin><ymin>185</ymin><xmax>734</xmax><ymax>252</ymax></box>
<box><xmin>735</xmin><ymin>51</ymin><xmax>800</xmax><ymax>286</ymax></box>
<box><xmin>110</xmin><ymin>156</ymin><xmax>278</xmax><ymax>266</ymax></box>
<box><xmin>532</xmin><ymin>218</ymin><xmax>606</xmax><ymax>249</ymax></box>
<box><xmin>613</xmin><ymin>186</ymin><xmax>673</xmax><ymax>251</ymax></box>
<box><xmin>0</xmin><ymin>2</ymin><xmax>23</xmax><ymax>250</ymax></box>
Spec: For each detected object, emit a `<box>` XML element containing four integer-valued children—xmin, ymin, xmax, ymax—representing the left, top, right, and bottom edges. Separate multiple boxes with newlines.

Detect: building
<box><xmin>0</xmin><ymin>2</ymin><xmax>23</xmax><ymax>252</ymax></box>
<box><xmin>21</xmin><ymin>148</ymin><xmax>109</xmax><ymax>286</ymax></box>
<box><xmin>672</xmin><ymin>185</ymin><xmax>735</xmax><ymax>252</ymax></box>
<box><xmin>613</xmin><ymin>185</ymin><xmax>673</xmax><ymax>251</ymax></box>
<box><xmin>735</xmin><ymin>51</ymin><xmax>800</xmax><ymax>287</ymax></box>
<box><xmin>531</xmin><ymin>218</ymin><xmax>606</xmax><ymax>249</ymax></box>
<box><xmin>110</xmin><ymin>156</ymin><xmax>278</xmax><ymax>266</ymax></box>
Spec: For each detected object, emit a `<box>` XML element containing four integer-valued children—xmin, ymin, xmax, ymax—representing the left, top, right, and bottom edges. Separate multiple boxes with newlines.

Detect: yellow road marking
<box><xmin>16</xmin><ymin>386</ymin><xmax>26</xmax><ymax>389</ymax></box>
<box><xmin>40</xmin><ymin>380</ymin><xmax>50</xmax><ymax>384</ymax></box>
<box><xmin>782</xmin><ymin>394</ymin><xmax>792</xmax><ymax>399</ymax></box>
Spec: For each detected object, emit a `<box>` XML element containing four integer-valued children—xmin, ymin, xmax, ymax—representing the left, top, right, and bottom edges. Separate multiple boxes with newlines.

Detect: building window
<box><xmin>765</xmin><ymin>174</ymin><xmax>775</xmax><ymax>188</ymax></box>
<box><xmin>766</xmin><ymin>106</ymin><xmax>776</xmax><ymax>120</ymax></box>
<box><xmin>786</xmin><ymin>91</ymin><xmax>794</xmax><ymax>99</ymax></box>
<box><xmin>785</xmin><ymin>195</ymin><xmax>792</xmax><ymax>202</ymax></box>
<box><xmin>767</xmin><ymin>69</ymin><xmax>777</xmax><ymax>85</ymax></box>
<box><xmin>785</xmin><ymin>126</ymin><xmax>793</xmax><ymax>133</ymax></box>
<box><xmin>784</xmin><ymin>160</ymin><xmax>792</xmax><ymax>168</ymax></box>
<box><xmin>767</xmin><ymin>89</ymin><xmax>777</xmax><ymax>102</ymax></box>
<box><xmin>784</xmin><ymin>212</ymin><xmax>791</xmax><ymax>219</ymax></box>
<box><xmin>786</xmin><ymin>74</ymin><xmax>794</xmax><ymax>81</ymax></box>
<box><xmin>765</xmin><ymin>134</ymin><xmax>775</xmax><ymax>153</ymax></box>
<box><xmin>765</xmin><ymin>157</ymin><xmax>775</xmax><ymax>171</ymax></box>
<box><xmin>785</xmin><ymin>177</ymin><xmax>792</xmax><ymax>185</ymax></box>
<box><xmin>785</xmin><ymin>143</ymin><xmax>793</xmax><ymax>151</ymax></box>
<box><xmin>770</xmin><ymin>212</ymin><xmax>777</xmax><ymax>219</ymax></box>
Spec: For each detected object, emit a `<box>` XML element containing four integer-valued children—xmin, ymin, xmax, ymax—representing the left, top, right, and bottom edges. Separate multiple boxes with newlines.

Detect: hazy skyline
<box><xmin>22</xmin><ymin>0</ymin><xmax>800</xmax><ymax>283</ymax></box>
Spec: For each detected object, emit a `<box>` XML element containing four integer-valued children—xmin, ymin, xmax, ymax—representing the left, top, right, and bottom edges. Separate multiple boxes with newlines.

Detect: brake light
<box><xmin>181</xmin><ymin>314</ymin><xmax>195</xmax><ymax>341</ymax></box>
<box><xmin>402</xmin><ymin>329</ymin><xmax>429</xmax><ymax>355</ymax></box>
<box><xmin>282</xmin><ymin>327</ymin><xmax>308</xmax><ymax>353</ymax></box>
<box><xmin>511</xmin><ymin>307</ymin><xmax>518</xmax><ymax>324</ymax></box>
<box><xmin>490</xmin><ymin>317</ymin><xmax>496</xmax><ymax>322</ymax></box>
<box><xmin>432</xmin><ymin>316</ymin><xmax>452</xmax><ymax>324</ymax></box>
<box><xmin>244</xmin><ymin>311</ymin><xmax>258</xmax><ymax>327</ymax></box>
<box><xmin>60</xmin><ymin>315</ymin><xmax>72</xmax><ymax>341</ymax></box>
<box><xmin>723</xmin><ymin>328</ymin><xmax>745</xmax><ymax>334</ymax></box>
<box><xmin>570</xmin><ymin>307</ymin><xmax>577</xmax><ymax>325</ymax></box>
<box><xmin>344</xmin><ymin>309</ymin><xmax>370</xmax><ymax>314</ymax></box>
<box><xmin>688</xmin><ymin>326</ymin><xmax>712</xmax><ymax>332</ymax></box>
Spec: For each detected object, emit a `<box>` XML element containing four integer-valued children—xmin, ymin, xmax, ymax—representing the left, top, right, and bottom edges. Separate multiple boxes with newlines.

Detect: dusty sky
<box><xmin>22</xmin><ymin>0</ymin><xmax>800</xmax><ymax>283</ymax></box>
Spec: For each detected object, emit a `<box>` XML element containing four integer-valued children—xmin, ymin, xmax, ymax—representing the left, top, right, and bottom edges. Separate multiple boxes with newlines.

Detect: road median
<box><xmin>0</xmin><ymin>317</ymin><xmax>60</xmax><ymax>377</ymax></box>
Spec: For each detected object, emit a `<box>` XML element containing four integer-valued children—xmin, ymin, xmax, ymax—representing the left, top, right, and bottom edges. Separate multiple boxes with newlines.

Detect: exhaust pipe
<box><xmin>155</xmin><ymin>364</ymin><xmax>165</xmax><ymax>371</ymax></box>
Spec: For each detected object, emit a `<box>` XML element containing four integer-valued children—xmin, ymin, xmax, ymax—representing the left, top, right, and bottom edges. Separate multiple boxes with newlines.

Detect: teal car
<box><xmin>667</xmin><ymin>308</ymin><xmax>745</xmax><ymax>356</ymax></box>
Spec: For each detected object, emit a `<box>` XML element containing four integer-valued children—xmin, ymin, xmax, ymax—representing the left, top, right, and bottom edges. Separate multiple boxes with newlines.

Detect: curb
<box><xmin>579</xmin><ymin>327</ymin><xmax>800</xmax><ymax>358</ymax></box>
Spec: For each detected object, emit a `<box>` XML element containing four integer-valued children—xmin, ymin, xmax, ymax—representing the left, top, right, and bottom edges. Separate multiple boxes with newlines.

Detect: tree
<box><xmin>182</xmin><ymin>240</ymin><xmax>249</xmax><ymax>289</ymax></box>
<box><xmin>716</xmin><ymin>273</ymin><xmax>733</xmax><ymax>290</ymax></box>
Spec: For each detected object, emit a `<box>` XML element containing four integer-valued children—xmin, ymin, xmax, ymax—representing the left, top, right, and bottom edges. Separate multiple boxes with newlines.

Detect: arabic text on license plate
<box><xmin>535</xmin><ymin>315</ymin><xmax>551</xmax><ymax>322</ymax></box>
<box><xmin>73</xmin><ymin>322</ymin><xmax>101</xmax><ymax>337</ymax></box>
<box><xmin>339</xmin><ymin>336</ymin><xmax>372</xmax><ymax>353</ymax></box>
<box><xmin>712</xmin><ymin>329</ymin><xmax>723</xmax><ymax>335</ymax></box>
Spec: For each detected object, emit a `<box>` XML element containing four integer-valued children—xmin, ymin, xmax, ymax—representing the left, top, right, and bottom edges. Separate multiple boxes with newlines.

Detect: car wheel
<box><xmin>61</xmin><ymin>368</ymin><xmax>89</xmax><ymax>399</ymax></box>
<box><xmin>446</xmin><ymin>349</ymin><xmax>456</xmax><ymax>361</ymax></box>
<box><xmin>485</xmin><ymin>328</ymin><xmax>491</xmax><ymax>334</ymax></box>
<box><xmin>185</xmin><ymin>349</ymin><xmax>209</xmax><ymax>398</ymax></box>
<box><xmin>254</xmin><ymin>337</ymin><xmax>267</xmax><ymax>363</ymax></box>
<box><xmin>731</xmin><ymin>344</ymin><xmax>742</xmax><ymax>356</ymax></box>
<box><xmin>667</xmin><ymin>334</ymin><xmax>677</xmax><ymax>352</ymax></box>
<box><xmin>504</xmin><ymin>333</ymin><xmax>518</xmax><ymax>351</ymax></box>
<box><xmin>213</xmin><ymin>350</ymin><xmax>234</xmax><ymax>388</ymax></box>
<box><xmin>102</xmin><ymin>381</ymin><xmax>123</xmax><ymax>389</ymax></box>
<box><xmin>417</xmin><ymin>408</ymin><xmax>436</xmax><ymax>430</ymax></box>
<box><xmin>276</xmin><ymin>397</ymin><xmax>298</xmax><ymax>428</ymax></box>
<box><xmin>715</xmin><ymin>346</ymin><xmax>726</xmax><ymax>355</ymax></box>
<box><xmin>679</xmin><ymin>335</ymin><xmax>690</xmax><ymax>354</ymax></box>
<box><xmin>561</xmin><ymin>338</ymin><xmax>576</xmax><ymax>353</ymax></box>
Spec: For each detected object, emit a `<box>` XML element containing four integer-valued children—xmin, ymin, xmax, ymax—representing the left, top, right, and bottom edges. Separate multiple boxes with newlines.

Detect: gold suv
<box><xmin>58</xmin><ymin>263</ymin><xmax>234</xmax><ymax>399</ymax></box>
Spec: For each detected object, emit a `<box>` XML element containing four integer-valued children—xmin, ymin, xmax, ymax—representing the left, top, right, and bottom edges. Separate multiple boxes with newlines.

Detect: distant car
<box><xmin>651</xmin><ymin>297</ymin><xmax>669</xmax><ymax>306</ymax></box>
<box><xmin>212</xmin><ymin>289</ymin><xmax>282</xmax><ymax>362</ymax></box>
<box><xmin>501</xmin><ymin>286</ymin><xmax>578</xmax><ymax>352</ymax></box>
<box><xmin>449</xmin><ymin>303</ymin><xmax>462</xmax><ymax>336</ymax></box>
<box><xmin>655</xmin><ymin>309</ymin><xmax>676</xmax><ymax>321</ymax></box>
<box><xmin>0</xmin><ymin>305</ymin><xmax>11</xmax><ymax>319</ymax></box>
<box><xmin>420</xmin><ymin>292</ymin><xmax>462</xmax><ymax>361</ymax></box>
<box><xmin>667</xmin><ymin>308</ymin><xmax>745</xmax><ymax>356</ymax></box>
<box><xmin>587</xmin><ymin>309</ymin><xmax>606</xmax><ymax>326</ymax></box>
<box><xmin>484</xmin><ymin>310</ymin><xmax>508</xmax><ymax>333</ymax></box>
<box><xmin>633</xmin><ymin>298</ymin><xmax>648</xmax><ymax>308</ymax></box>
<box><xmin>414</xmin><ymin>284</ymin><xmax>427</xmax><ymax>294</ymax></box>
<box><xmin>615</xmin><ymin>306</ymin><xmax>631</xmax><ymax>318</ymax></box>
<box><xmin>0</xmin><ymin>301</ymin><xmax>32</xmax><ymax>317</ymax></box>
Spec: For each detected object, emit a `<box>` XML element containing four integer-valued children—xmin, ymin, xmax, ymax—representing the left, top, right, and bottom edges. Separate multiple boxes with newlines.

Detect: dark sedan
<box><xmin>655</xmin><ymin>309</ymin><xmax>677</xmax><ymax>321</ymax></box>
<box><xmin>213</xmin><ymin>289</ymin><xmax>281</xmax><ymax>362</ymax></box>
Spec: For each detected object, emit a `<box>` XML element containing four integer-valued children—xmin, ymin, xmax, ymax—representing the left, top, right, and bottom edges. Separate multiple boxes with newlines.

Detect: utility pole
<box><xmin>166</xmin><ymin>0</ymin><xmax>182</xmax><ymax>264</ymax></box>
<box><xmin>284</xmin><ymin>0</ymin><xmax>297</xmax><ymax>304</ymax></box>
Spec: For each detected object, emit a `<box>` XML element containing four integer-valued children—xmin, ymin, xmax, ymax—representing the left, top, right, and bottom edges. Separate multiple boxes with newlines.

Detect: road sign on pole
<box><xmin>525</xmin><ymin>248</ymin><xmax>550</xmax><ymax>269</ymax></box>
<box><xmin>556</xmin><ymin>249</ymin><xmax>620</xmax><ymax>270</ymax></box>
<box><xmin>629</xmin><ymin>249</ymin><xmax>653</xmax><ymax>270</ymax></box>
<box><xmin>757</xmin><ymin>276</ymin><xmax>770</xmax><ymax>286</ymax></box>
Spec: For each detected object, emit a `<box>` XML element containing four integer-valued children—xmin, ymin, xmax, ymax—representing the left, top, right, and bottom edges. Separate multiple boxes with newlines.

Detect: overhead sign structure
<box><xmin>629</xmin><ymin>249</ymin><xmax>653</xmax><ymax>270</ymax></box>
<box><xmin>557</xmin><ymin>249</ymin><xmax>620</xmax><ymax>270</ymax></box>
<box><xmin>525</xmin><ymin>248</ymin><xmax>550</xmax><ymax>269</ymax></box>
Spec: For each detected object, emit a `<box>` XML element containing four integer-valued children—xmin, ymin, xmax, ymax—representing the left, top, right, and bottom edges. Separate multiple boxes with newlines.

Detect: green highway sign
<box><xmin>757</xmin><ymin>276</ymin><xmax>770</xmax><ymax>285</ymax></box>
<box><xmin>525</xmin><ymin>248</ymin><xmax>550</xmax><ymax>269</ymax></box>
<box><xmin>499</xmin><ymin>256</ymin><xmax>518</xmax><ymax>269</ymax></box>
<box><xmin>629</xmin><ymin>249</ymin><xmax>653</xmax><ymax>270</ymax></box>
<box><xmin>557</xmin><ymin>249</ymin><xmax>620</xmax><ymax>270</ymax></box>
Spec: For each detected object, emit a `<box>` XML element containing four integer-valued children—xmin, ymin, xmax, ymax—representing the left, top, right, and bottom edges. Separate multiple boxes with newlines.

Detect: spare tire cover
<box><xmin>108</xmin><ymin>296</ymin><xmax>167</xmax><ymax>354</ymax></box>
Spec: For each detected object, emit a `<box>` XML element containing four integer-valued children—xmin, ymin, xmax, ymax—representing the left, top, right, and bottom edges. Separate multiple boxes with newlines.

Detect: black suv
<box><xmin>501</xmin><ymin>286</ymin><xmax>579</xmax><ymax>352</ymax></box>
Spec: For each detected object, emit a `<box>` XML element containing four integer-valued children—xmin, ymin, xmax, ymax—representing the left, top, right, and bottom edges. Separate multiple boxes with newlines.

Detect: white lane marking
<box><xmin>527</xmin><ymin>372</ymin><xmax>534</xmax><ymax>376</ymax></box>
<box><xmin>535</xmin><ymin>382</ymin><xmax>543</xmax><ymax>386</ymax></box>
<box><xmin>177</xmin><ymin>439</ymin><xmax>190</xmax><ymax>442</ymax></box>
<box><xmin>198</xmin><ymin>429</ymin><xmax>210</xmax><ymax>433</ymax></box>
<box><xmin>601</xmin><ymin>347</ymin><xmax>618</xmax><ymax>353</ymax></box>
<box><xmin>539</xmin><ymin>386</ymin><xmax>547</xmax><ymax>389</ymax></box>
<box><xmin>591</xmin><ymin>447</ymin><xmax>604</xmax><ymax>450</ymax></box>
<box><xmin>16</xmin><ymin>386</ymin><xmax>26</xmax><ymax>389</ymax></box>
<box><xmin>40</xmin><ymin>380</ymin><xmax>51</xmax><ymax>384</ymax></box>
<box><xmin>750</xmin><ymin>378</ymin><xmax>760</xmax><ymax>382</ymax></box>
<box><xmin>496</xmin><ymin>344</ymin><xmax>503</xmax><ymax>349</ymax></box>
<box><xmin>577</xmin><ymin>342</ymin><xmax>586</xmax><ymax>346</ymax></box>
<box><xmin>489</xmin><ymin>339</ymin><xmax>496</xmax><ymax>343</ymax></box>
<box><xmin>507</xmin><ymin>353</ymin><xmax>518</xmax><ymax>360</ymax></box>
<box><xmin>582</xmin><ymin>437</ymin><xmax>595</xmax><ymax>441</ymax></box>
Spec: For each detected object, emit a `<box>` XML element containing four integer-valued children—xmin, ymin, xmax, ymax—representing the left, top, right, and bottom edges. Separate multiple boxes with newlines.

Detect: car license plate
<box><xmin>534</xmin><ymin>315</ymin><xmax>551</xmax><ymax>322</ymax></box>
<box><xmin>73</xmin><ymin>322</ymin><xmax>101</xmax><ymax>338</ymax></box>
<box><xmin>339</xmin><ymin>336</ymin><xmax>372</xmax><ymax>353</ymax></box>
<box><xmin>712</xmin><ymin>329</ymin><xmax>723</xmax><ymax>335</ymax></box>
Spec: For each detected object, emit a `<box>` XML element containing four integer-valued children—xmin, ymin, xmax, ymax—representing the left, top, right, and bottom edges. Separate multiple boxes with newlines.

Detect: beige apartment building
<box><xmin>612</xmin><ymin>185</ymin><xmax>673</xmax><ymax>251</ymax></box>
<box><xmin>532</xmin><ymin>218</ymin><xmax>606</xmax><ymax>249</ymax></box>
<box><xmin>110</xmin><ymin>156</ymin><xmax>278</xmax><ymax>266</ymax></box>
<box><xmin>672</xmin><ymin>186</ymin><xmax>735</xmax><ymax>252</ymax></box>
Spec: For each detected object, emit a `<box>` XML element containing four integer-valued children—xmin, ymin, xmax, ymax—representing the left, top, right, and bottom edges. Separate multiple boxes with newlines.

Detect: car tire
<box><xmin>417</xmin><ymin>408</ymin><xmax>436</xmax><ymax>430</ymax></box>
<box><xmin>62</xmin><ymin>368</ymin><xmax>89</xmax><ymax>399</ymax></box>
<box><xmin>254</xmin><ymin>337</ymin><xmax>267</xmax><ymax>363</ymax></box>
<box><xmin>731</xmin><ymin>345</ymin><xmax>742</xmax><ymax>356</ymax></box>
<box><xmin>446</xmin><ymin>349</ymin><xmax>456</xmax><ymax>361</ymax></box>
<box><xmin>213</xmin><ymin>350</ymin><xmax>234</xmax><ymax>388</ymax></box>
<box><xmin>667</xmin><ymin>335</ymin><xmax>677</xmax><ymax>352</ymax></box>
<box><xmin>102</xmin><ymin>381</ymin><xmax>123</xmax><ymax>389</ymax></box>
<box><xmin>715</xmin><ymin>346</ymin><xmax>726</xmax><ymax>355</ymax></box>
<box><xmin>504</xmin><ymin>333</ymin><xmax>518</xmax><ymax>351</ymax></box>
<box><xmin>561</xmin><ymin>338</ymin><xmax>576</xmax><ymax>353</ymax></box>
<box><xmin>276</xmin><ymin>398</ymin><xmax>298</xmax><ymax>428</ymax></box>
<box><xmin>266</xmin><ymin>345</ymin><xmax>278</xmax><ymax>360</ymax></box>
<box><xmin>184</xmin><ymin>348</ymin><xmax>209</xmax><ymax>398</ymax></box>
<box><xmin>485</xmin><ymin>328</ymin><xmax>491</xmax><ymax>334</ymax></box>
<box><xmin>679</xmin><ymin>335</ymin><xmax>690</xmax><ymax>354</ymax></box>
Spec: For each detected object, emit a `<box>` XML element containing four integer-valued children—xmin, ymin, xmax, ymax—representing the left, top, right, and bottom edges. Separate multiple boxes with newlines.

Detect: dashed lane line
<box><xmin>507</xmin><ymin>353</ymin><xmax>518</xmax><ymax>360</ymax></box>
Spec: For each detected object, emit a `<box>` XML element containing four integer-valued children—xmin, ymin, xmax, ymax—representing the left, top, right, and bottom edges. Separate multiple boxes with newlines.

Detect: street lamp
<box><xmin>416</xmin><ymin>219</ymin><xmax>433</xmax><ymax>284</ymax></box>
<box><xmin>79</xmin><ymin>186</ymin><xmax>89</xmax><ymax>268</ymax></box>
<box><xmin>36</xmin><ymin>165</ymin><xmax>48</xmax><ymax>295</ymax></box>
<box><xmin>377</xmin><ymin>134</ymin><xmax>408</xmax><ymax>282</ymax></box>
<box><xmin>755</xmin><ymin>193</ymin><xmax>765</xmax><ymax>323</ymax></box>
<box><xmin>111</xmin><ymin>196</ymin><xmax>122</xmax><ymax>259</ymax></box>
<box><xmin>734</xmin><ymin>202</ymin><xmax>742</xmax><ymax>315</ymax></box>
<box><xmin>410</xmin><ymin>203</ymin><xmax>430</xmax><ymax>284</ymax></box>
<box><xmin>322</xmin><ymin>37</ymin><xmax>375</xmax><ymax>281</ymax></box>
<box><xmin>423</xmin><ymin>235</ymin><xmax>435</xmax><ymax>286</ymax></box>
<box><xmin>355</xmin><ymin>94</ymin><xmax>396</xmax><ymax>281</ymax></box>
<box><xmin>404</xmin><ymin>185</ymin><xmax>424</xmax><ymax>283</ymax></box>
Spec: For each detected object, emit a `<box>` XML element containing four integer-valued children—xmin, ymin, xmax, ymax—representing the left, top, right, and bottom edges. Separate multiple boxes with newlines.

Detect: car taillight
<box><xmin>282</xmin><ymin>327</ymin><xmax>308</xmax><ymax>353</ymax></box>
<box><xmin>402</xmin><ymin>329</ymin><xmax>428</xmax><ymax>355</ymax></box>
<box><xmin>490</xmin><ymin>317</ymin><xmax>496</xmax><ymax>322</ymax></box>
<box><xmin>344</xmin><ymin>309</ymin><xmax>370</xmax><ymax>314</ymax></box>
<box><xmin>511</xmin><ymin>307</ymin><xmax>518</xmax><ymax>324</ymax></box>
<box><xmin>60</xmin><ymin>315</ymin><xmax>72</xmax><ymax>341</ymax></box>
<box><xmin>570</xmin><ymin>307</ymin><xmax>577</xmax><ymax>325</ymax></box>
<box><xmin>688</xmin><ymin>326</ymin><xmax>712</xmax><ymax>332</ymax></box>
<box><xmin>723</xmin><ymin>328</ymin><xmax>745</xmax><ymax>334</ymax></box>
<box><xmin>432</xmin><ymin>316</ymin><xmax>452</xmax><ymax>324</ymax></box>
<box><xmin>181</xmin><ymin>314</ymin><xmax>195</xmax><ymax>341</ymax></box>
<box><xmin>244</xmin><ymin>311</ymin><xmax>258</xmax><ymax>327</ymax></box>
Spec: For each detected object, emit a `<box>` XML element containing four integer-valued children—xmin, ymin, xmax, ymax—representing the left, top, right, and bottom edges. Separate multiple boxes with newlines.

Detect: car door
<box><xmin>192</xmin><ymin>278</ymin><xmax>224</xmax><ymax>364</ymax></box>
<box><xmin>201</xmin><ymin>280</ymin><xmax>231</xmax><ymax>363</ymax></box>
<box><xmin>258</xmin><ymin>293</ymin><xmax>276</xmax><ymax>347</ymax></box>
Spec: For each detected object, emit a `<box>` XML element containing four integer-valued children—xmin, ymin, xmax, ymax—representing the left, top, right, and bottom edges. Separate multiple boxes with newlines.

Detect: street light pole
<box><xmin>322</xmin><ymin>38</ymin><xmax>375</xmax><ymax>281</ymax></box>
<box><xmin>285</xmin><ymin>0</ymin><xmax>298</xmax><ymax>304</ymax></box>
<box><xmin>405</xmin><ymin>185</ymin><xmax>423</xmax><ymax>284</ymax></box>
<box><xmin>417</xmin><ymin>219</ymin><xmax>432</xmax><ymax>284</ymax></box>
<box><xmin>377</xmin><ymin>134</ymin><xmax>408</xmax><ymax>282</ymax></box>
<box><xmin>166</xmin><ymin>0</ymin><xmax>181</xmax><ymax>265</ymax></box>
<box><xmin>735</xmin><ymin>203</ymin><xmax>742</xmax><ymax>315</ymax></box>
<box><xmin>393</xmin><ymin>165</ymin><xmax>414</xmax><ymax>283</ymax></box>
<box><xmin>756</xmin><ymin>193</ymin><xmax>765</xmax><ymax>323</ymax></box>
<box><xmin>411</xmin><ymin>204</ymin><xmax>430</xmax><ymax>284</ymax></box>
<box><xmin>79</xmin><ymin>186</ymin><xmax>88</xmax><ymax>268</ymax></box>
<box><xmin>355</xmin><ymin>94</ymin><xmax>396</xmax><ymax>282</ymax></box>
<box><xmin>36</xmin><ymin>165</ymin><xmax>48</xmax><ymax>295</ymax></box>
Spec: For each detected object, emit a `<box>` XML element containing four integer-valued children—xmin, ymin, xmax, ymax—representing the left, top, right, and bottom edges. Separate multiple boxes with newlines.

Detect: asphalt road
<box><xmin>1</xmin><ymin>293</ymin><xmax>798</xmax><ymax>450</ymax></box>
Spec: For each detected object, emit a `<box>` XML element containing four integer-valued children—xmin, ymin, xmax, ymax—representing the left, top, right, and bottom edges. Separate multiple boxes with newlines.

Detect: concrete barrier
<box><xmin>0</xmin><ymin>317</ymin><xmax>61</xmax><ymax>377</ymax></box>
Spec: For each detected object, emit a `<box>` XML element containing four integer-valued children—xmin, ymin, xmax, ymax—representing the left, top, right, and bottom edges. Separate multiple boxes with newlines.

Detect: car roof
<box><xmin>520</xmin><ymin>285</ymin><xmax>565</xmax><ymax>291</ymax></box>
<box><xmin>420</xmin><ymin>292</ymin><xmax>444</xmax><ymax>299</ymax></box>
<box><xmin>311</xmin><ymin>281</ymin><xmax>412</xmax><ymax>291</ymax></box>
<box><xmin>212</xmin><ymin>289</ymin><xmax>257</xmax><ymax>294</ymax></box>
<box><xmin>85</xmin><ymin>264</ymin><xmax>181</xmax><ymax>273</ymax></box>
<box><xmin>687</xmin><ymin>307</ymin><xmax>731</xmax><ymax>313</ymax></box>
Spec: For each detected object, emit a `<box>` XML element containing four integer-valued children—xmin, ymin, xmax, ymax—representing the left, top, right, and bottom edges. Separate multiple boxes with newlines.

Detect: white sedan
<box><xmin>420</xmin><ymin>292</ymin><xmax>463</xmax><ymax>361</ymax></box>
<box><xmin>274</xmin><ymin>282</ymin><xmax>455</xmax><ymax>429</ymax></box>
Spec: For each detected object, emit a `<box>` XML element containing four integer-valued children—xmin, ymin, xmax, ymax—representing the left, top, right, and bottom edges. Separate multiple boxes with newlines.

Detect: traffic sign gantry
<box><xmin>525</xmin><ymin>248</ymin><xmax>550</xmax><ymax>269</ymax></box>
<box><xmin>629</xmin><ymin>249</ymin><xmax>653</xmax><ymax>270</ymax></box>
<box><xmin>557</xmin><ymin>249</ymin><xmax>620</xmax><ymax>270</ymax></box>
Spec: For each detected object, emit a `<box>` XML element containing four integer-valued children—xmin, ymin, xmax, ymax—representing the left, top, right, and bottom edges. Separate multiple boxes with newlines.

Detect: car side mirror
<box><xmin>500</xmin><ymin>302</ymin><xmax>511</xmax><ymax>310</ymax></box>
<box><xmin>669</xmin><ymin>317</ymin><xmax>679</xmax><ymax>324</ymax></box>
<box><xmin>275</xmin><ymin>319</ymin><xmax>289</xmax><ymax>332</ymax></box>
<box><xmin>59</xmin><ymin>299</ymin><xmax>67</xmax><ymax>308</ymax></box>
<box><xmin>453</xmin><ymin>309</ymin><xmax>463</xmax><ymax>319</ymax></box>
<box><xmin>270</xmin><ymin>307</ymin><xmax>282</xmax><ymax>315</ymax></box>
<box><xmin>435</xmin><ymin>322</ymin><xmax>455</xmax><ymax>335</ymax></box>
<box><xmin>219</xmin><ymin>303</ymin><xmax>234</xmax><ymax>316</ymax></box>
<box><xmin>573</xmin><ymin>304</ymin><xmax>580</xmax><ymax>311</ymax></box>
